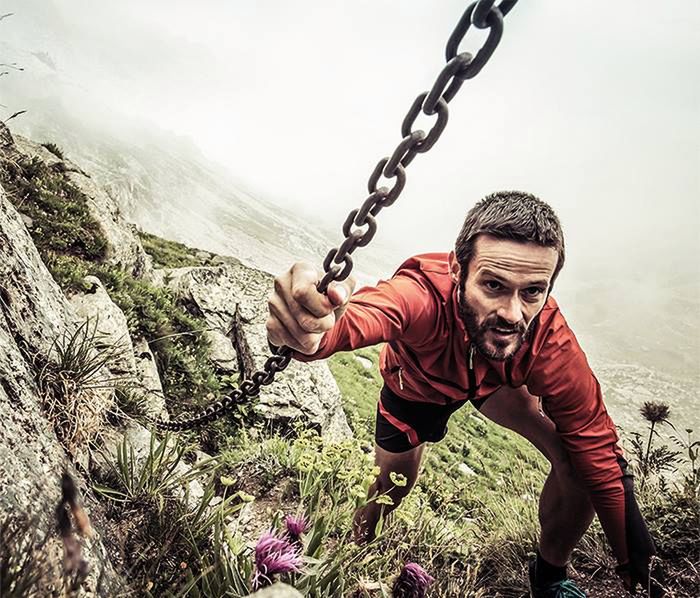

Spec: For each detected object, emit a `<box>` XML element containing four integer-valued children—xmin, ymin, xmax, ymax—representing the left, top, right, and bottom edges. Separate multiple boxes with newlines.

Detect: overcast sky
<box><xmin>1</xmin><ymin>1</ymin><xmax>698</xmax><ymax>280</ymax></box>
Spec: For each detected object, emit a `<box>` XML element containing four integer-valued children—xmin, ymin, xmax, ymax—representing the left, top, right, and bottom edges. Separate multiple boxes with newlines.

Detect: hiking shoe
<box><xmin>529</xmin><ymin>556</ymin><xmax>587</xmax><ymax>598</ymax></box>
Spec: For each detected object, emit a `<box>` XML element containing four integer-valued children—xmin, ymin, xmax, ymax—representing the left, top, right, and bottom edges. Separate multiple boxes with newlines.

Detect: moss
<box><xmin>137</xmin><ymin>230</ymin><xmax>205</xmax><ymax>269</ymax></box>
<box><xmin>1</xmin><ymin>156</ymin><xmax>107</xmax><ymax>267</ymax></box>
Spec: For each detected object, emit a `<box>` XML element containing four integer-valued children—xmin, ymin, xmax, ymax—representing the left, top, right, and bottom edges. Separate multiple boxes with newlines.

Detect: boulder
<box><xmin>205</xmin><ymin>328</ymin><xmax>240</xmax><ymax>374</ymax></box>
<box><xmin>68</xmin><ymin>276</ymin><xmax>168</xmax><ymax>420</ymax></box>
<box><xmin>133</xmin><ymin>338</ymin><xmax>168</xmax><ymax>418</ymax></box>
<box><xmin>69</xmin><ymin>275</ymin><xmax>136</xmax><ymax>377</ymax></box>
<box><xmin>160</xmin><ymin>264</ymin><xmax>352</xmax><ymax>440</ymax></box>
<box><xmin>0</xmin><ymin>183</ymin><xmax>122</xmax><ymax>592</ymax></box>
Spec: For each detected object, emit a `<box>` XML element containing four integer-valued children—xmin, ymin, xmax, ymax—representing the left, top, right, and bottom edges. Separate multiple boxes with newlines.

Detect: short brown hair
<box><xmin>455</xmin><ymin>191</ymin><xmax>565</xmax><ymax>288</ymax></box>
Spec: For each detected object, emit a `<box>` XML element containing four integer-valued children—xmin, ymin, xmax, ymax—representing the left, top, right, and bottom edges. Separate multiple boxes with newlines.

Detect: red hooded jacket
<box><xmin>294</xmin><ymin>252</ymin><xmax>629</xmax><ymax>563</ymax></box>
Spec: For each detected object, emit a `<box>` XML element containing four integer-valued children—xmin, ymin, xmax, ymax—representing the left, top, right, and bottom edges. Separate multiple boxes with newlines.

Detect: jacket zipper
<box><xmin>467</xmin><ymin>343</ymin><xmax>477</xmax><ymax>401</ymax></box>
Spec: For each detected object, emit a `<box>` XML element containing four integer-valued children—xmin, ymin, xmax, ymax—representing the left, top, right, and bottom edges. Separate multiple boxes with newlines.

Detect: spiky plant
<box><xmin>641</xmin><ymin>402</ymin><xmax>672</xmax><ymax>479</ymax></box>
<box><xmin>392</xmin><ymin>562</ymin><xmax>435</xmax><ymax>598</ymax></box>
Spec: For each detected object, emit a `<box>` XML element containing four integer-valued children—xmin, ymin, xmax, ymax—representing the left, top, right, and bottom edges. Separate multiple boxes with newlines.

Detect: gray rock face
<box><xmin>69</xmin><ymin>275</ymin><xmax>136</xmax><ymax>376</ymax></box>
<box><xmin>160</xmin><ymin>263</ymin><xmax>351</xmax><ymax>440</ymax></box>
<box><xmin>0</xmin><ymin>181</ymin><xmax>75</xmax><ymax>357</ymax></box>
<box><xmin>0</xmin><ymin>184</ymin><xmax>121</xmax><ymax>592</ymax></box>
<box><xmin>205</xmin><ymin>328</ymin><xmax>240</xmax><ymax>374</ymax></box>
<box><xmin>133</xmin><ymin>338</ymin><xmax>168</xmax><ymax>418</ymax></box>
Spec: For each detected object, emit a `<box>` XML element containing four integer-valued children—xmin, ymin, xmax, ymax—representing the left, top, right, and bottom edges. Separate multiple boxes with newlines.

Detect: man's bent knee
<box><xmin>373</xmin><ymin>443</ymin><xmax>424</xmax><ymax>498</ymax></box>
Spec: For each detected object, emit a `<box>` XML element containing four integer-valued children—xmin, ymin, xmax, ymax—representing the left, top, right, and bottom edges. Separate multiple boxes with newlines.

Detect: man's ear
<box><xmin>448</xmin><ymin>251</ymin><xmax>460</xmax><ymax>284</ymax></box>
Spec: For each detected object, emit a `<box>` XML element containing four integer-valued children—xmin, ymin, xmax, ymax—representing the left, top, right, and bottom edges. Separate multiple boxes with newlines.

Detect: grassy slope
<box><xmin>1</xmin><ymin>140</ymin><xmax>696</xmax><ymax>596</ymax></box>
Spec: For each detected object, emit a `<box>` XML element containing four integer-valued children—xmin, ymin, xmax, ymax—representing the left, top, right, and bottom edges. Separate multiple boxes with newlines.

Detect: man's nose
<box><xmin>497</xmin><ymin>295</ymin><xmax>523</xmax><ymax>325</ymax></box>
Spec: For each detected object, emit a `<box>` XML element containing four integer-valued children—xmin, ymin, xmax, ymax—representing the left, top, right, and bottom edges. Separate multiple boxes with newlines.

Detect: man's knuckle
<box><xmin>291</xmin><ymin>285</ymin><xmax>308</xmax><ymax>303</ymax></box>
<box><xmin>300</xmin><ymin>336</ymin><xmax>319</xmax><ymax>354</ymax></box>
<box><xmin>299</xmin><ymin>315</ymin><xmax>318</xmax><ymax>332</ymax></box>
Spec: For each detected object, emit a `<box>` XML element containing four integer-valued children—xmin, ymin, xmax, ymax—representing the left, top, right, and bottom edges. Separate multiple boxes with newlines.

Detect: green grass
<box><xmin>328</xmin><ymin>346</ymin><xmax>383</xmax><ymax>441</ymax></box>
<box><xmin>137</xmin><ymin>230</ymin><xmax>207</xmax><ymax>269</ymax></box>
<box><xmin>1</xmin><ymin>157</ymin><xmax>106</xmax><ymax>267</ymax></box>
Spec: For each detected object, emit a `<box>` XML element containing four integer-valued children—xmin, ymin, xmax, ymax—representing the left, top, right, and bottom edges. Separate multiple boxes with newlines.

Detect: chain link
<box><xmin>147</xmin><ymin>0</ymin><xmax>519</xmax><ymax>432</ymax></box>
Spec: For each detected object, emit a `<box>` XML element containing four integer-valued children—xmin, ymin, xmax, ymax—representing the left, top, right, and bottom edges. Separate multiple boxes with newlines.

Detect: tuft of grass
<box><xmin>0</xmin><ymin>516</ymin><xmax>47</xmax><ymax>598</ymax></box>
<box><xmin>93</xmin><ymin>434</ymin><xmax>247</xmax><ymax>595</ymax></box>
<box><xmin>40</xmin><ymin>142</ymin><xmax>64</xmax><ymax>160</ymax></box>
<box><xmin>37</xmin><ymin>318</ymin><xmax>127</xmax><ymax>453</ymax></box>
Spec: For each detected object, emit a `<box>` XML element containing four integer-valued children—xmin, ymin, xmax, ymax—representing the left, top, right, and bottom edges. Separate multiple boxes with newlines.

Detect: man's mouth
<box><xmin>490</xmin><ymin>327</ymin><xmax>519</xmax><ymax>338</ymax></box>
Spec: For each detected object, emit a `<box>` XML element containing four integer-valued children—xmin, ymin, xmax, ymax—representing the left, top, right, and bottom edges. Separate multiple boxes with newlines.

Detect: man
<box><xmin>266</xmin><ymin>191</ymin><xmax>660</xmax><ymax>597</ymax></box>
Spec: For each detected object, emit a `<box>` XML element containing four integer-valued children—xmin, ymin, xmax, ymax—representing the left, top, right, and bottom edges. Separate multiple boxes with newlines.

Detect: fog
<box><xmin>1</xmin><ymin>1</ymin><xmax>698</xmax><ymax>429</ymax></box>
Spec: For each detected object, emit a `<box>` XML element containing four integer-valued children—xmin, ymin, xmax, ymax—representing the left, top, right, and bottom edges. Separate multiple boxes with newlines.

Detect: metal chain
<box><xmin>147</xmin><ymin>0</ymin><xmax>519</xmax><ymax>432</ymax></box>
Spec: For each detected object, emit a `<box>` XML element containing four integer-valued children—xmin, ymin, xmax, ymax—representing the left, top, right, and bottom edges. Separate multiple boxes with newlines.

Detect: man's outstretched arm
<box><xmin>266</xmin><ymin>261</ymin><xmax>437</xmax><ymax>362</ymax></box>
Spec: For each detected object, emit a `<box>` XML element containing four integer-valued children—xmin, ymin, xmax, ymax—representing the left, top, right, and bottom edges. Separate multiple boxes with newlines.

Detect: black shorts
<box><xmin>375</xmin><ymin>384</ymin><xmax>487</xmax><ymax>453</ymax></box>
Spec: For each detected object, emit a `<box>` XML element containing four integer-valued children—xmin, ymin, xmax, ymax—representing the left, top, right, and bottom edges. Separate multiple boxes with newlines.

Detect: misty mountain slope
<box><xmin>0</xmin><ymin>35</ymin><xmax>399</xmax><ymax>282</ymax></box>
<box><xmin>2</xmin><ymin>31</ymin><xmax>697</xmax><ymax>436</ymax></box>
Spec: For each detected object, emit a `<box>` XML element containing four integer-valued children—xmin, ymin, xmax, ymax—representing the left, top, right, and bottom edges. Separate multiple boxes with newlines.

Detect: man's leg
<box><xmin>478</xmin><ymin>385</ymin><xmax>595</xmax><ymax>567</ymax></box>
<box><xmin>353</xmin><ymin>443</ymin><xmax>425</xmax><ymax>544</ymax></box>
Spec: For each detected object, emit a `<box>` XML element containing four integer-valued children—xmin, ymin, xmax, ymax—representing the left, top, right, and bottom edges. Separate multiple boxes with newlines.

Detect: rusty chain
<box><xmin>148</xmin><ymin>0</ymin><xmax>519</xmax><ymax>431</ymax></box>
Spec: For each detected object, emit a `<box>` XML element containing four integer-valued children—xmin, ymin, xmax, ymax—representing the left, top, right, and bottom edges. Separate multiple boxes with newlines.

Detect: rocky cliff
<box><xmin>0</xmin><ymin>122</ymin><xmax>350</xmax><ymax>595</ymax></box>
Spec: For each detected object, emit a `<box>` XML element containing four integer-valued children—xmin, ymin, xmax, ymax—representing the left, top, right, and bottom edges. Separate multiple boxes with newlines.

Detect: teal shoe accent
<box><xmin>529</xmin><ymin>556</ymin><xmax>587</xmax><ymax>598</ymax></box>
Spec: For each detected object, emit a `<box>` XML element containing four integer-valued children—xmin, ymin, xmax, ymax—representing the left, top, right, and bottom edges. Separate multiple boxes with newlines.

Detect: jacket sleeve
<box><xmin>524</xmin><ymin>307</ymin><xmax>629</xmax><ymax>564</ymax></box>
<box><xmin>292</xmin><ymin>271</ymin><xmax>437</xmax><ymax>362</ymax></box>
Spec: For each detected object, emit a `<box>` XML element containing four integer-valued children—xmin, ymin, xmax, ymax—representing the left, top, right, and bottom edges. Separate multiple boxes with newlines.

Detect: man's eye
<box><xmin>485</xmin><ymin>281</ymin><xmax>503</xmax><ymax>291</ymax></box>
<box><xmin>523</xmin><ymin>287</ymin><xmax>544</xmax><ymax>298</ymax></box>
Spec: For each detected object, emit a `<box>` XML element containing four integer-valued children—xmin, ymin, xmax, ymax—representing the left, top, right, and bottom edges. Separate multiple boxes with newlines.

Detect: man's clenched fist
<box><xmin>266</xmin><ymin>262</ymin><xmax>355</xmax><ymax>355</ymax></box>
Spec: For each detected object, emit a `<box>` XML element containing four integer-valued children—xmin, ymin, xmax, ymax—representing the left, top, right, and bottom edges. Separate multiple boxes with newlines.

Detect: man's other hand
<box><xmin>616</xmin><ymin>559</ymin><xmax>665</xmax><ymax>597</ymax></box>
<box><xmin>266</xmin><ymin>261</ymin><xmax>355</xmax><ymax>355</ymax></box>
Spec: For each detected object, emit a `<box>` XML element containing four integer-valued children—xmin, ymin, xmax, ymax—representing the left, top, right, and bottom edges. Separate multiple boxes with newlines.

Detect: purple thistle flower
<box><xmin>284</xmin><ymin>514</ymin><xmax>310</xmax><ymax>545</ymax></box>
<box><xmin>252</xmin><ymin>531</ymin><xmax>303</xmax><ymax>589</ymax></box>
<box><xmin>392</xmin><ymin>562</ymin><xmax>435</xmax><ymax>598</ymax></box>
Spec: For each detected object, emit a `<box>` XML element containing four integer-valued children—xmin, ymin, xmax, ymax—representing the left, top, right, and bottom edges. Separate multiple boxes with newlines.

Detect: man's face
<box><xmin>450</xmin><ymin>235</ymin><xmax>558</xmax><ymax>361</ymax></box>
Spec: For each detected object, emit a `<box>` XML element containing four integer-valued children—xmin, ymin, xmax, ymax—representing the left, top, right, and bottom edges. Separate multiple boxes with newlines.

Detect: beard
<box><xmin>458</xmin><ymin>288</ymin><xmax>528</xmax><ymax>362</ymax></box>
